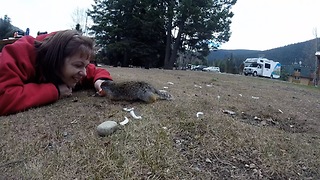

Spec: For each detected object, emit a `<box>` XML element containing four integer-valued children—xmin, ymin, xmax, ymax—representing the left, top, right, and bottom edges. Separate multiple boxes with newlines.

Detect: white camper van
<box><xmin>243</xmin><ymin>58</ymin><xmax>281</xmax><ymax>78</ymax></box>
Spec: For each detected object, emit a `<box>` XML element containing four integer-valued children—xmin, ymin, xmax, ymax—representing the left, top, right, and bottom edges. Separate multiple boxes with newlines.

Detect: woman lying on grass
<box><xmin>0</xmin><ymin>30</ymin><xmax>112</xmax><ymax>115</ymax></box>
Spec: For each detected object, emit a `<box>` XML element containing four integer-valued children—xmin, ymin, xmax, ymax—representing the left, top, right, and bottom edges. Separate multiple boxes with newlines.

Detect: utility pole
<box><xmin>313</xmin><ymin>28</ymin><xmax>319</xmax><ymax>86</ymax></box>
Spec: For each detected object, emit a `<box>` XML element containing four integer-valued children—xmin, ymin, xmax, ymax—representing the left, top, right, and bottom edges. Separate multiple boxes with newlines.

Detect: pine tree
<box><xmin>88</xmin><ymin>0</ymin><xmax>237</xmax><ymax>68</ymax></box>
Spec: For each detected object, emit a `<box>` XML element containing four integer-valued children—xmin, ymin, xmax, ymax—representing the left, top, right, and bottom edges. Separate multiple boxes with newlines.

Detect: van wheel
<box><xmin>253</xmin><ymin>72</ymin><xmax>257</xmax><ymax>76</ymax></box>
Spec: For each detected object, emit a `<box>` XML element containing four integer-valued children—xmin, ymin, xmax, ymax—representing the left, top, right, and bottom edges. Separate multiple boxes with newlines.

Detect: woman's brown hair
<box><xmin>35</xmin><ymin>30</ymin><xmax>94</xmax><ymax>85</ymax></box>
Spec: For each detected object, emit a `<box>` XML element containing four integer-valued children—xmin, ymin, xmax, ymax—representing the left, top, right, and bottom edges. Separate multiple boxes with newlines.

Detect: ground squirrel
<box><xmin>100</xmin><ymin>81</ymin><xmax>173</xmax><ymax>103</ymax></box>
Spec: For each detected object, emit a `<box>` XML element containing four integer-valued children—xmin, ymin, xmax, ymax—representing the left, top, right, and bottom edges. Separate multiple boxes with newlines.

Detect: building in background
<box><xmin>284</xmin><ymin>62</ymin><xmax>314</xmax><ymax>86</ymax></box>
<box><xmin>314</xmin><ymin>52</ymin><xmax>320</xmax><ymax>86</ymax></box>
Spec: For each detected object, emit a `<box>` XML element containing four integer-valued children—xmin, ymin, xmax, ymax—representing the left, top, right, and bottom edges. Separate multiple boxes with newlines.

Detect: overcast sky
<box><xmin>1</xmin><ymin>0</ymin><xmax>320</xmax><ymax>51</ymax></box>
<box><xmin>0</xmin><ymin>0</ymin><xmax>92</xmax><ymax>36</ymax></box>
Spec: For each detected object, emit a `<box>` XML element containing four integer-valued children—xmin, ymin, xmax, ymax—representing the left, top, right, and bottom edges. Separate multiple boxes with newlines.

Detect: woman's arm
<box><xmin>0</xmin><ymin>83</ymin><xmax>59</xmax><ymax>115</ymax></box>
<box><xmin>0</xmin><ymin>36</ymin><xmax>60</xmax><ymax>116</ymax></box>
<box><xmin>77</xmin><ymin>63</ymin><xmax>113</xmax><ymax>91</ymax></box>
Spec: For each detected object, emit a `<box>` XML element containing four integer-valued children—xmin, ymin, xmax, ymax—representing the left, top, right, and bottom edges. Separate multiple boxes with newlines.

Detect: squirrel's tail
<box><xmin>156</xmin><ymin>90</ymin><xmax>174</xmax><ymax>101</ymax></box>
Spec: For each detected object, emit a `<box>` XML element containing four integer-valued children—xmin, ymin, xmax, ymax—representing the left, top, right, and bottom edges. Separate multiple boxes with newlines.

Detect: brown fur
<box><xmin>100</xmin><ymin>81</ymin><xmax>173</xmax><ymax>103</ymax></box>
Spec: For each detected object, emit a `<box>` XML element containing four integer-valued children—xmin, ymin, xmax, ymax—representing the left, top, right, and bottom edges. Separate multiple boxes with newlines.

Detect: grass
<box><xmin>1</xmin><ymin>67</ymin><xmax>320</xmax><ymax>179</ymax></box>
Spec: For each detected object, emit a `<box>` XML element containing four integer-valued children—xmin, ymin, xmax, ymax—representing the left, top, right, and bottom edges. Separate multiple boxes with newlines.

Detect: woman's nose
<box><xmin>79</xmin><ymin>68</ymin><xmax>87</xmax><ymax>76</ymax></box>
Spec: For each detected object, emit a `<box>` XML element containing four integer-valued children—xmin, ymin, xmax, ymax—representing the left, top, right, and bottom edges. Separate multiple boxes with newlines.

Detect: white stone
<box><xmin>97</xmin><ymin>121</ymin><xmax>118</xmax><ymax>136</ymax></box>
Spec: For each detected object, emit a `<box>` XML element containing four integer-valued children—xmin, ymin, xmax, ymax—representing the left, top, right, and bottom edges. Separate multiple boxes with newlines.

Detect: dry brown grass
<box><xmin>1</xmin><ymin>66</ymin><xmax>320</xmax><ymax>179</ymax></box>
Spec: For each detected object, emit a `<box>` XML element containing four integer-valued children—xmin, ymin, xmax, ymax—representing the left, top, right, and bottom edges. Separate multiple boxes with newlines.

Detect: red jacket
<box><xmin>0</xmin><ymin>34</ymin><xmax>112</xmax><ymax>116</ymax></box>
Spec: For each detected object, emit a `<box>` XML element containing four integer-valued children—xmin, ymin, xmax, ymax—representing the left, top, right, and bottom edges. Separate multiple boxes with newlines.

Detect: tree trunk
<box><xmin>168</xmin><ymin>26</ymin><xmax>182</xmax><ymax>69</ymax></box>
<box><xmin>164</xmin><ymin>1</ymin><xmax>174</xmax><ymax>69</ymax></box>
<box><xmin>164</xmin><ymin>21</ymin><xmax>172</xmax><ymax>69</ymax></box>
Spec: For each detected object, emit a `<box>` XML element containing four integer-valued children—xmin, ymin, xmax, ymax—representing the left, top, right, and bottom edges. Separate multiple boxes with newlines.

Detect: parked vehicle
<box><xmin>203</xmin><ymin>66</ymin><xmax>220</xmax><ymax>72</ymax></box>
<box><xmin>243</xmin><ymin>58</ymin><xmax>281</xmax><ymax>78</ymax></box>
<box><xmin>191</xmin><ymin>65</ymin><xmax>207</xmax><ymax>71</ymax></box>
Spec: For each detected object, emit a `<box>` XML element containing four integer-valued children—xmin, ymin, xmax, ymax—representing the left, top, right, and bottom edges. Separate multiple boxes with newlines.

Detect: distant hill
<box><xmin>207</xmin><ymin>38</ymin><xmax>319</xmax><ymax>68</ymax></box>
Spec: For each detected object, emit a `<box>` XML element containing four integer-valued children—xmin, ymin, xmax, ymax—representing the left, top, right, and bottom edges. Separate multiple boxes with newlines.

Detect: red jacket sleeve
<box><xmin>0</xmin><ymin>36</ymin><xmax>59</xmax><ymax>116</ymax></box>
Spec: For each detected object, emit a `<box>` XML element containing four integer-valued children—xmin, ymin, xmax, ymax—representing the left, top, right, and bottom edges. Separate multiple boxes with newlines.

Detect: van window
<box><xmin>250</xmin><ymin>63</ymin><xmax>259</xmax><ymax>67</ymax></box>
<box><xmin>265</xmin><ymin>63</ymin><xmax>271</xmax><ymax>69</ymax></box>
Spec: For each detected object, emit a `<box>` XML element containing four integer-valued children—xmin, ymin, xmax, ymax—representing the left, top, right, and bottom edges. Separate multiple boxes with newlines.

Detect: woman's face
<box><xmin>60</xmin><ymin>53</ymin><xmax>90</xmax><ymax>88</ymax></box>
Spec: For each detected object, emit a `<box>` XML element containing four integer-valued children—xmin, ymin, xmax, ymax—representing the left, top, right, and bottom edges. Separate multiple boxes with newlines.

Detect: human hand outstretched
<box><xmin>94</xmin><ymin>79</ymin><xmax>112</xmax><ymax>97</ymax></box>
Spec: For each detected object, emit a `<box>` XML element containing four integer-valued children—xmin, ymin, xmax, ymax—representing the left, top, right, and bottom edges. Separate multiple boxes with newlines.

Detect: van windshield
<box><xmin>249</xmin><ymin>63</ymin><xmax>259</xmax><ymax>67</ymax></box>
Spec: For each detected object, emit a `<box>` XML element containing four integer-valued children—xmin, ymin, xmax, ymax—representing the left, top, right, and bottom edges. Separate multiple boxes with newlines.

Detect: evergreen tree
<box><xmin>88</xmin><ymin>0</ymin><xmax>166</xmax><ymax>67</ymax></box>
<box><xmin>0</xmin><ymin>15</ymin><xmax>24</xmax><ymax>51</ymax></box>
<box><xmin>0</xmin><ymin>15</ymin><xmax>13</xmax><ymax>39</ymax></box>
<box><xmin>164</xmin><ymin>0</ymin><xmax>237</xmax><ymax>69</ymax></box>
<box><xmin>88</xmin><ymin>0</ymin><xmax>237</xmax><ymax>68</ymax></box>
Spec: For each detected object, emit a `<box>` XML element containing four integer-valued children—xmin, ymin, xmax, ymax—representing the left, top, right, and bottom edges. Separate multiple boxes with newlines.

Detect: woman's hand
<box><xmin>58</xmin><ymin>84</ymin><xmax>72</xmax><ymax>99</ymax></box>
<box><xmin>94</xmin><ymin>79</ymin><xmax>105</xmax><ymax>92</ymax></box>
<box><xmin>94</xmin><ymin>79</ymin><xmax>109</xmax><ymax>97</ymax></box>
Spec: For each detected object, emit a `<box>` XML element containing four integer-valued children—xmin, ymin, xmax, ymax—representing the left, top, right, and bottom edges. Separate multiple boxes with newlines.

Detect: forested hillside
<box><xmin>207</xmin><ymin>38</ymin><xmax>319</xmax><ymax>68</ymax></box>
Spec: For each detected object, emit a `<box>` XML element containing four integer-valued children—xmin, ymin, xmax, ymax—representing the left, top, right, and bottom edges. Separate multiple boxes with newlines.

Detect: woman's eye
<box><xmin>74</xmin><ymin>64</ymin><xmax>83</xmax><ymax>68</ymax></box>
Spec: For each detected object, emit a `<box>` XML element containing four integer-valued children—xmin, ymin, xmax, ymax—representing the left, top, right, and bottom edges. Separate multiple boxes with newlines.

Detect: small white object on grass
<box><xmin>97</xmin><ymin>121</ymin><xmax>118</xmax><ymax>136</ymax></box>
<box><xmin>159</xmin><ymin>89</ymin><xmax>168</xmax><ymax>93</ymax></box>
<box><xmin>123</xmin><ymin>107</ymin><xmax>134</xmax><ymax>112</ymax></box>
<box><xmin>167</xmin><ymin>82</ymin><xmax>174</xmax><ymax>85</ymax></box>
<box><xmin>222</xmin><ymin>110</ymin><xmax>236</xmax><ymax>116</ymax></box>
<box><xmin>278</xmin><ymin>109</ymin><xmax>283</xmax><ymax>113</ymax></box>
<box><xmin>196</xmin><ymin>112</ymin><xmax>204</xmax><ymax>118</ymax></box>
<box><xmin>251</xmin><ymin>96</ymin><xmax>259</xmax><ymax>99</ymax></box>
<box><xmin>70</xmin><ymin>119</ymin><xmax>78</xmax><ymax>124</ymax></box>
<box><xmin>119</xmin><ymin>117</ymin><xmax>129</xmax><ymax>126</ymax></box>
<box><xmin>130</xmin><ymin>110</ymin><xmax>142</xmax><ymax>119</ymax></box>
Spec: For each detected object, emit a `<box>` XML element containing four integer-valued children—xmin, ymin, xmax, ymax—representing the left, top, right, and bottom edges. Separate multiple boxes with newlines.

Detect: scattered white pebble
<box><xmin>97</xmin><ymin>121</ymin><xmax>118</xmax><ymax>136</ymax></box>
<box><xmin>167</xmin><ymin>82</ymin><xmax>174</xmax><ymax>85</ymax></box>
<box><xmin>249</xmin><ymin>163</ymin><xmax>256</xmax><ymax>168</ymax></box>
<box><xmin>123</xmin><ymin>107</ymin><xmax>134</xmax><ymax>112</ymax></box>
<box><xmin>130</xmin><ymin>110</ymin><xmax>142</xmax><ymax>119</ymax></box>
<box><xmin>196</xmin><ymin>112</ymin><xmax>204</xmax><ymax>118</ymax></box>
<box><xmin>119</xmin><ymin>117</ymin><xmax>129</xmax><ymax>126</ymax></box>
<box><xmin>251</xmin><ymin>96</ymin><xmax>259</xmax><ymax>99</ymax></box>
<box><xmin>278</xmin><ymin>109</ymin><xmax>283</xmax><ymax>113</ymax></box>
<box><xmin>163</xmin><ymin>86</ymin><xmax>169</xmax><ymax>89</ymax></box>
<box><xmin>222</xmin><ymin>110</ymin><xmax>236</xmax><ymax>115</ymax></box>
<box><xmin>205</xmin><ymin>158</ymin><xmax>212</xmax><ymax>163</ymax></box>
<box><xmin>194</xmin><ymin>84</ymin><xmax>202</xmax><ymax>88</ymax></box>
<box><xmin>206</xmin><ymin>84</ymin><xmax>212</xmax><ymax>87</ymax></box>
<box><xmin>217</xmin><ymin>95</ymin><xmax>221</xmax><ymax>100</ymax></box>
<box><xmin>159</xmin><ymin>89</ymin><xmax>168</xmax><ymax>93</ymax></box>
<box><xmin>162</xmin><ymin>127</ymin><xmax>168</xmax><ymax>130</ymax></box>
<box><xmin>239</xmin><ymin>94</ymin><xmax>243</xmax><ymax>97</ymax></box>
<box><xmin>254</xmin><ymin>116</ymin><xmax>261</xmax><ymax>120</ymax></box>
<box><xmin>70</xmin><ymin>119</ymin><xmax>78</xmax><ymax>124</ymax></box>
